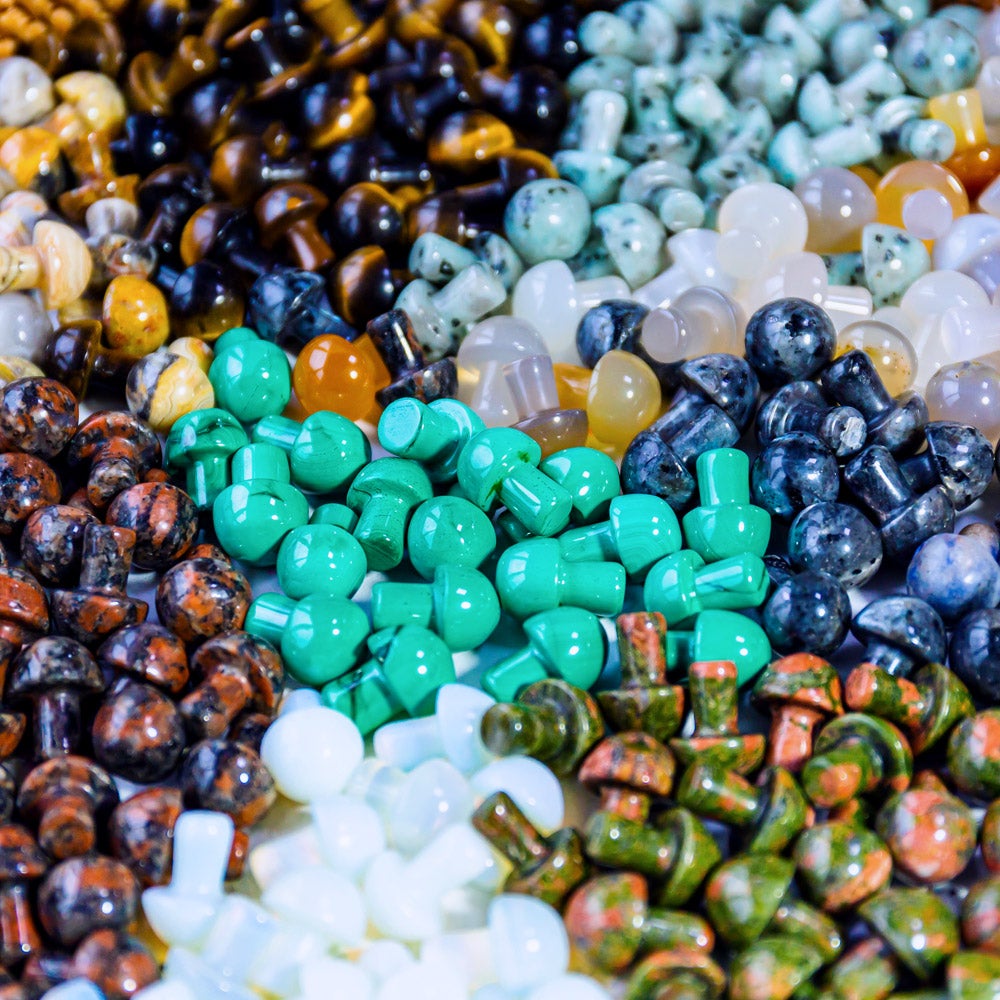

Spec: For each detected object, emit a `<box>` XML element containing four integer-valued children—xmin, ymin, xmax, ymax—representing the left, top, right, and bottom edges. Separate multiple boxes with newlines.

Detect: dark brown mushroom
<box><xmin>179</xmin><ymin>632</ymin><xmax>283</xmax><ymax>740</ymax></box>
<box><xmin>255</xmin><ymin>182</ymin><xmax>335</xmax><ymax>271</ymax></box>
<box><xmin>6</xmin><ymin>637</ymin><xmax>106</xmax><ymax>759</ymax></box>
<box><xmin>180</xmin><ymin>738</ymin><xmax>275</xmax><ymax>828</ymax></box>
<box><xmin>0</xmin><ymin>824</ymin><xmax>47</xmax><ymax>968</ymax></box>
<box><xmin>17</xmin><ymin>757</ymin><xmax>119</xmax><ymax>860</ymax></box>
<box><xmin>0</xmin><ymin>453</ymin><xmax>61</xmax><ymax>536</ymax></box>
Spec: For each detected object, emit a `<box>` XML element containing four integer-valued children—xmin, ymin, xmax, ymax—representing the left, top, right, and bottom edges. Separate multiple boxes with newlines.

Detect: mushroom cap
<box><xmin>523</xmin><ymin>607</ymin><xmax>608</xmax><ymax>692</ymax></box>
<box><xmin>71</xmin><ymin>928</ymin><xmax>158</xmax><ymax>997</ymax></box>
<box><xmin>164</xmin><ymin>408</ymin><xmax>248</xmax><ymax>471</ymax></box>
<box><xmin>32</xmin><ymin>221</ymin><xmax>92</xmax><ymax>309</ymax></box>
<box><xmin>180</xmin><ymin>738</ymin><xmax>276</xmax><ymax>827</ymax></box>
<box><xmin>793</xmin><ymin>821</ymin><xmax>892</xmax><ymax>913</ymax></box>
<box><xmin>255</xmin><ymin>182</ymin><xmax>329</xmax><ymax>243</ymax></box>
<box><xmin>457</xmin><ymin>427</ymin><xmax>543</xmax><ymax>508</ymax></box>
<box><xmin>0</xmin><ymin>823</ymin><xmax>47</xmax><ymax>879</ymax></box>
<box><xmin>749</xmin><ymin>766</ymin><xmax>810</xmax><ymax>854</ymax></box>
<box><xmin>910</xmin><ymin>662</ymin><xmax>974</xmax><ymax>753</ymax></box>
<box><xmin>564</xmin><ymin>872</ymin><xmax>646</xmax><ymax>972</ymax></box>
<box><xmin>578</xmin><ymin>731</ymin><xmax>675</xmax><ymax>798</ymax></box>
<box><xmin>704</xmin><ymin>854</ymin><xmax>793</xmax><ymax>947</ymax></box>
<box><xmin>813</xmin><ymin>713</ymin><xmax>914</xmax><ymax>788</ymax></box>
<box><xmin>728</xmin><ymin>935</ymin><xmax>824</xmax><ymax>1000</ymax></box>
<box><xmin>21</xmin><ymin>504</ymin><xmax>99</xmax><ymax>586</ymax></box>
<box><xmin>97</xmin><ymin>623</ymin><xmax>189</xmax><ymax>694</ymax></box>
<box><xmin>17</xmin><ymin>756</ymin><xmax>119</xmax><ymax>817</ymax></box>
<box><xmin>851</xmin><ymin>595</ymin><xmax>946</xmax><ymax>666</ymax></box>
<box><xmin>190</xmin><ymin>631</ymin><xmax>283</xmax><ymax>710</ymax></box>
<box><xmin>7</xmin><ymin>637</ymin><xmax>104</xmax><ymax>697</ymax></box>
<box><xmin>0</xmin><ymin>711</ymin><xmax>25</xmax><ymax>758</ymax></box>
<box><xmin>346</xmin><ymin>457</ymin><xmax>433</xmax><ymax>510</ymax></box>
<box><xmin>0</xmin><ymin>568</ymin><xmax>49</xmax><ymax>635</ymax></box>
<box><xmin>67</xmin><ymin>411</ymin><xmax>161</xmax><ymax>471</ymax></box>
<box><xmin>37</xmin><ymin>855</ymin><xmax>139</xmax><ymax>947</ymax></box>
<box><xmin>921</xmin><ymin>421</ymin><xmax>993</xmax><ymax>509</ymax></box>
<box><xmin>859</xmin><ymin>887</ymin><xmax>959</xmax><ymax>980</ymax></box>
<box><xmin>752</xmin><ymin>653</ymin><xmax>843</xmax><ymax>714</ymax></box>
<box><xmin>679</xmin><ymin>354</ymin><xmax>759</xmax><ymax>433</ymax></box>
<box><xmin>626</xmin><ymin>947</ymin><xmax>726</xmax><ymax>1000</ymax></box>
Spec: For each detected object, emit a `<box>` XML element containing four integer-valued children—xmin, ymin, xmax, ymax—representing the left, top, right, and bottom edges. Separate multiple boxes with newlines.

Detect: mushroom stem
<box><xmin>0</xmin><ymin>881</ymin><xmax>41</xmax><ymax>966</ymax></box>
<box><xmin>766</xmin><ymin>705</ymin><xmax>827</xmax><ymax>772</ymax></box>
<box><xmin>35</xmin><ymin>689</ymin><xmax>83</xmax><ymax>760</ymax></box>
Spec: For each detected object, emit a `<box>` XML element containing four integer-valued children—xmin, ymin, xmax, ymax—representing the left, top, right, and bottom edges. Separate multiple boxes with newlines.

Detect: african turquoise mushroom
<box><xmin>164</xmin><ymin>408</ymin><xmax>248</xmax><ymax>511</ymax></box>
<box><xmin>321</xmin><ymin>625</ymin><xmax>455</xmax><ymax>736</ymax></box>
<box><xmin>793</xmin><ymin>819</ymin><xmax>892</xmax><ymax>914</ymax></box>
<box><xmin>623</xmin><ymin>947</ymin><xmax>725</xmax><ymax>1000</ymax></box>
<box><xmin>704</xmin><ymin>855</ymin><xmax>841</xmax><ymax>961</ymax></box>
<box><xmin>728</xmin><ymin>936</ymin><xmax>825</xmax><ymax>1000</ymax></box>
<box><xmin>643</xmin><ymin>550</ymin><xmax>769</xmax><ymax>626</ymax></box>
<box><xmin>212</xmin><ymin>444</ymin><xmax>309</xmax><ymax>566</ymax></box>
<box><xmin>480</xmin><ymin>678</ymin><xmax>605</xmax><ymax>777</ymax></box>
<box><xmin>496</xmin><ymin>537</ymin><xmax>626</xmax><ymax>619</ymax></box>
<box><xmin>662</xmin><ymin>609</ymin><xmax>771</xmax><ymax>686</ymax></box>
<box><xmin>481</xmin><ymin>606</ymin><xmax>607</xmax><ymax>701</ymax></box>
<box><xmin>845</xmin><ymin>661</ymin><xmax>973</xmax><ymax>754</ymax></box>
<box><xmin>471</xmin><ymin>791</ymin><xmax>588</xmax><ymax>909</ymax></box>
<box><xmin>599</xmin><ymin>612</ymin><xmax>685</xmax><ymax>742</ymax></box>
<box><xmin>579</xmin><ymin>732</ymin><xmax>675</xmax><ymax>857</ymax></box>
<box><xmin>670</xmin><ymin>659</ymin><xmax>765</xmax><ymax>775</ymax></box>
<box><xmin>585</xmin><ymin>804</ymin><xmax>719</xmax><ymax>894</ymax></box>
<box><xmin>677</xmin><ymin>762</ymin><xmax>809</xmax><ymax>854</ymax></box>
<box><xmin>557</xmin><ymin>494</ymin><xmax>682</xmax><ymax>579</ymax></box>
<box><xmin>801</xmin><ymin>713</ymin><xmax>913</xmax><ymax>809</ymax></box>
<box><xmin>876</xmin><ymin>771</ymin><xmax>976</xmax><ymax>885</ymax></box>
<box><xmin>346</xmin><ymin>457</ymin><xmax>433</xmax><ymax>572</ymax></box>
<box><xmin>370</xmin><ymin>566</ymin><xmax>500</xmax><ymax>651</ymax></box>
<box><xmin>948</xmin><ymin>709</ymin><xmax>1000</xmax><ymax>801</ymax></box>
<box><xmin>681</xmin><ymin>448</ymin><xmax>771</xmax><ymax>562</ymax></box>
<box><xmin>457</xmin><ymin>427</ymin><xmax>574</xmax><ymax>537</ymax></box>
<box><xmin>252</xmin><ymin>411</ymin><xmax>371</xmax><ymax>494</ymax></box>
<box><xmin>564</xmin><ymin>872</ymin><xmax>714</xmax><ymax>975</ymax></box>
<box><xmin>752</xmin><ymin>653</ymin><xmax>843</xmax><ymax>772</ymax></box>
